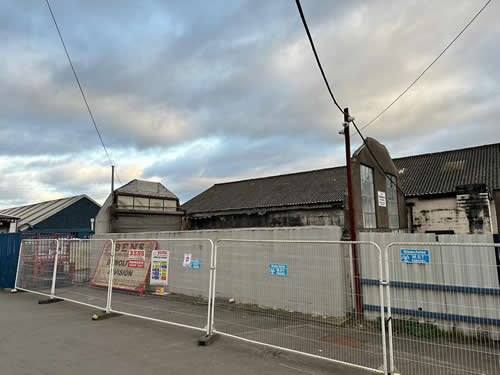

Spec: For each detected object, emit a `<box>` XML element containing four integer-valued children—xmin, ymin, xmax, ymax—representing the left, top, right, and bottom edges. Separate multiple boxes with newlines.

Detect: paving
<box><xmin>0</xmin><ymin>290</ymin><xmax>369</xmax><ymax>375</ymax></box>
<box><xmin>6</xmin><ymin>285</ymin><xmax>499</xmax><ymax>375</ymax></box>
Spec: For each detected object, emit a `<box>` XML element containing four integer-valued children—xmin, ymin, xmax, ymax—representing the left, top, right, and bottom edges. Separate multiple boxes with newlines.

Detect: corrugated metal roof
<box><xmin>393</xmin><ymin>143</ymin><xmax>500</xmax><ymax>197</ymax></box>
<box><xmin>182</xmin><ymin>167</ymin><xmax>346</xmax><ymax>214</ymax></box>
<box><xmin>0</xmin><ymin>195</ymin><xmax>99</xmax><ymax>229</ymax></box>
<box><xmin>182</xmin><ymin>143</ymin><xmax>500</xmax><ymax>214</ymax></box>
<box><xmin>116</xmin><ymin>179</ymin><xmax>178</xmax><ymax>199</ymax></box>
<box><xmin>0</xmin><ymin>213</ymin><xmax>20</xmax><ymax>220</ymax></box>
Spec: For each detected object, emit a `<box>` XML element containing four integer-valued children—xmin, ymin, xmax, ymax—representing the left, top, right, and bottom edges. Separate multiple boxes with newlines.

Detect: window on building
<box><xmin>150</xmin><ymin>198</ymin><xmax>164</xmax><ymax>212</ymax></box>
<box><xmin>386</xmin><ymin>174</ymin><xmax>399</xmax><ymax>229</ymax></box>
<box><xmin>134</xmin><ymin>197</ymin><xmax>149</xmax><ymax>210</ymax></box>
<box><xmin>117</xmin><ymin>195</ymin><xmax>134</xmax><ymax>209</ymax></box>
<box><xmin>360</xmin><ymin>165</ymin><xmax>376</xmax><ymax>228</ymax></box>
<box><xmin>164</xmin><ymin>199</ymin><xmax>177</xmax><ymax>211</ymax></box>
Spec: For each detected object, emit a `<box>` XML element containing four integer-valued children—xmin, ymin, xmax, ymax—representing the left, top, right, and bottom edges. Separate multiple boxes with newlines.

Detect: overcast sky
<box><xmin>1</xmin><ymin>0</ymin><xmax>498</xmax><ymax>208</ymax></box>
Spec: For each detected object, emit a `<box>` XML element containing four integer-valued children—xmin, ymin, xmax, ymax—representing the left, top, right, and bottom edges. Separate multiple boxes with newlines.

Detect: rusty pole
<box><xmin>343</xmin><ymin>108</ymin><xmax>362</xmax><ymax>315</ymax></box>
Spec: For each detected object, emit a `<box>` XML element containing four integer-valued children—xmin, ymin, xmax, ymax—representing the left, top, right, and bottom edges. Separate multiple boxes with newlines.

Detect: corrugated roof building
<box><xmin>95</xmin><ymin>179</ymin><xmax>184</xmax><ymax>233</ymax></box>
<box><xmin>183</xmin><ymin>142</ymin><xmax>500</xmax><ymax>234</ymax></box>
<box><xmin>0</xmin><ymin>195</ymin><xmax>100</xmax><ymax>232</ymax></box>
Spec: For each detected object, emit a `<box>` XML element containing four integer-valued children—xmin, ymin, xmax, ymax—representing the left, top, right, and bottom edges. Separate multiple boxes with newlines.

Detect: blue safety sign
<box><xmin>269</xmin><ymin>264</ymin><xmax>288</xmax><ymax>276</ymax></box>
<box><xmin>190</xmin><ymin>259</ymin><xmax>201</xmax><ymax>269</ymax></box>
<box><xmin>401</xmin><ymin>249</ymin><xmax>430</xmax><ymax>264</ymax></box>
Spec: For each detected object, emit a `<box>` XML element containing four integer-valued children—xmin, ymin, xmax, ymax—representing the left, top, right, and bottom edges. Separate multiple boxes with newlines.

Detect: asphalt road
<box><xmin>0</xmin><ymin>290</ymin><xmax>369</xmax><ymax>375</ymax></box>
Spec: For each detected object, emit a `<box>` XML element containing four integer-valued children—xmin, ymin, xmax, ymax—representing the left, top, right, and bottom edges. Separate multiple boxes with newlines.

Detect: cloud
<box><xmin>0</xmin><ymin>0</ymin><xmax>498</xmax><ymax>207</ymax></box>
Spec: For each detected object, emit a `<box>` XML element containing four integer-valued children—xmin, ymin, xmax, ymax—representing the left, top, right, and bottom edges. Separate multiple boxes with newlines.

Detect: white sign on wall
<box><xmin>150</xmin><ymin>250</ymin><xmax>169</xmax><ymax>286</ymax></box>
<box><xmin>377</xmin><ymin>191</ymin><xmax>386</xmax><ymax>207</ymax></box>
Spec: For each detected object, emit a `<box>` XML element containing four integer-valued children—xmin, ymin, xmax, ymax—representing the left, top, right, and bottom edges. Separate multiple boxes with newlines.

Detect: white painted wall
<box><xmin>409</xmin><ymin>196</ymin><xmax>495</xmax><ymax>234</ymax></box>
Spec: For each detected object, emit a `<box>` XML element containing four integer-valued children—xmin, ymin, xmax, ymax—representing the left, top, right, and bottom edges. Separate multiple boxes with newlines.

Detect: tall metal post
<box><xmin>343</xmin><ymin>108</ymin><xmax>362</xmax><ymax>315</ymax></box>
<box><xmin>111</xmin><ymin>165</ymin><xmax>115</xmax><ymax>193</ymax></box>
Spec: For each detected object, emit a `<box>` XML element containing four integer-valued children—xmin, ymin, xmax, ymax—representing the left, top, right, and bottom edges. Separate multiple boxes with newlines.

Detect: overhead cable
<box><xmin>358</xmin><ymin>0</ymin><xmax>492</xmax><ymax>133</ymax></box>
<box><xmin>295</xmin><ymin>0</ymin><xmax>344</xmax><ymax>113</ymax></box>
<box><xmin>45</xmin><ymin>0</ymin><xmax>123</xmax><ymax>185</ymax></box>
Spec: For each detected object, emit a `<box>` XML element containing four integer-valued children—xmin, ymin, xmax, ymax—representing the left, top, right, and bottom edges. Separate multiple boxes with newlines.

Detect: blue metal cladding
<box><xmin>0</xmin><ymin>233</ymin><xmax>22</xmax><ymax>289</ymax></box>
<box><xmin>0</xmin><ymin>230</ymin><xmax>93</xmax><ymax>288</ymax></box>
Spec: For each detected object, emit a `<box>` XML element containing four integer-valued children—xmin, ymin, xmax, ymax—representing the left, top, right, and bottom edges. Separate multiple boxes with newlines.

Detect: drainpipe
<box><xmin>407</xmin><ymin>202</ymin><xmax>415</xmax><ymax>233</ymax></box>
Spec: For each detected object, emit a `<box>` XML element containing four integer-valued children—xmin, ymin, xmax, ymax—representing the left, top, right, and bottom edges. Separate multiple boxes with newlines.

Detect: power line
<box><xmin>295</xmin><ymin>0</ymin><xmax>405</xmax><ymax>196</ymax></box>
<box><xmin>45</xmin><ymin>0</ymin><xmax>123</xmax><ymax>186</ymax></box>
<box><xmin>295</xmin><ymin>0</ymin><xmax>344</xmax><ymax>114</ymax></box>
<box><xmin>358</xmin><ymin>0</ymin><xmax>492</xmax><ymax>133</ymax></box>
<box><xmin>351</xmin><ymin>120</ymin><xmax>407</xmax><ymax>198</ymax></box>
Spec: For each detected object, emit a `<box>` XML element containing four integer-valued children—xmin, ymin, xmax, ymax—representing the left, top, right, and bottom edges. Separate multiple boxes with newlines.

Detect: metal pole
<box><xmin>106</xmin><ymin>240</ymin><xmax>116</xmax><ymax>314</ymax></box>
<box><xmin>14</xmin><ymin>239</ymin><xmax>24</xmax><ymax>290</ymax></box>
<box><xmin>111</xmin><ymin>165</ymin><xmax>115</xmax><ymax>193</ymax></box>
<box><xmin>50</xmin><ymin>240</ymin><xmax>59</xmax><ymax>299</ymax></box>
<box><xmin>344</xmin><ymin>107</ymin><xmax>362</xmax><ymax>315</ymax></box>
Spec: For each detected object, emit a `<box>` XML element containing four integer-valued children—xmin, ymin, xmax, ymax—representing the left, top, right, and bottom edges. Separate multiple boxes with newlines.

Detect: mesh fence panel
<box><xmin>108</xmin><ymin>238</ymin><xmax>214</xmax><ymax>333</ymax></box>
<box><xmin>15</xmin><ymin>239</ymin><xmax>58</xmax><ymax>296</ymax></box>
<box><xmin>53</xmin><ymin>239</ymin><xmax>113</xmax><ymax>310</ymax></box>
<box><xmin>212</xmin><ymin>240</ymin><xmax>386</xmax><ymax>373</ymax></box>
<box><xmin>386</xmin><ymin>242</ymin><xmax>500</xmax><ymax>375</ymax></box>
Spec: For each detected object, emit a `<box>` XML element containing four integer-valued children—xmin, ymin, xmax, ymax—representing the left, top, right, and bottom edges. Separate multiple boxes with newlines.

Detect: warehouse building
<box><xmin>0</xmin><ymin>195</ymin><xmax>100</xmax><ymax>232</ymax></box>
<box><xmin>95</xmin><ymin>179</ymin><xmax>184</xmax><ymax>233</ymax></box>
<box><xmin>183</xmin><ymin>142</ymin><xmax>499</xmax><ymax>234</ymax></box>
<box><xmin>183</xmin><ymin>138</ymin><xmax>408</xmax><ymax>232</ymax></box>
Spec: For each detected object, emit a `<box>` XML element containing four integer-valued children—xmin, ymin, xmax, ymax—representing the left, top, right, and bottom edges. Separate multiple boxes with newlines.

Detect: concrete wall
<box><xmin>94</xmin><ymin>226</ymin><xmax>348</xmax><ymax>317</ymax></box>
<box><xmin>188</xmin><ymin>207</ymin><xmax>344</xmax><ymax>230</ymax></box>
<box><xmin>491</xmin><ymin>194</ymin><xmax>498</xmax><ymax>233</ymax></box>
<box><xmin>95</xmin><ymin>195</ymin><xmax>113</xmax><ymax>234</ymax></box>
<box><xmin>408</xmin><ymin>195</ymin><xmax>496</xmax><ymax>234</ymax></box>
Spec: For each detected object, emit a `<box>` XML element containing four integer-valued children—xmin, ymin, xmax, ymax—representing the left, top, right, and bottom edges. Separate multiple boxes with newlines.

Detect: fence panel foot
<box><xmin>38</xmin><ymin>297</ymin><xmax>63</xmax><ymax>304</ymax></box>
<box><xmin>198</xmin><ymin>333</ymin><xmax>218</xmax><ymax>346</ymax></box>
<box><xmin>91</xmin><ymin>311</ymin><xmax>120</xmax><ymax>321</ymax></box>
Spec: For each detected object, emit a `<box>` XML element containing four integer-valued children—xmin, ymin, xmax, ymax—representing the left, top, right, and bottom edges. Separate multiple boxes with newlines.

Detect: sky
<box><xmin>1</xmin><ymin>0</ymin><xmax>499</xmax><ymax>208</ymax></box>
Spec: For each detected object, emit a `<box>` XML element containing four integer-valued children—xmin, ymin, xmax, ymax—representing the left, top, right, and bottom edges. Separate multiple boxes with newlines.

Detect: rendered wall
<box><xmin>93</xmin><ymin>226</ymin><xmax>348</xmax><ymax>317</ymax></box>
<box><xmin>409</xmin><ymin>195</ymin><xmax>495</xmax><ymax>234</ymax></box>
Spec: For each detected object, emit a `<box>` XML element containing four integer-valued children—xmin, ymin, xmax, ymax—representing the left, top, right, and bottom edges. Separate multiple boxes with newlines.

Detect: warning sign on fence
<box><xmin>90</xmin><ymin>240</ymin><xmax>158</xmax><ymax>293</ymax></box>
<box><xmin>150</xmin><ymin>250</ymin><xmax>169</xmax><ymax>286</ymax></box>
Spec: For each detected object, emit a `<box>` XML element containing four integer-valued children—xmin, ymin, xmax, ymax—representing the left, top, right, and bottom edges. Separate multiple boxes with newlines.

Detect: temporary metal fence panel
<box><xmin>52</xmin><ymin>239</ymin><xmax>114</xmax><ymax>311</ymax></box>
<box><xmin>211</xmin><ymin>239</ymin><xmax>387</xmax><ymax>374</ymax></box>
<box><xmin>15</xmin><ymin>239</ymin><xmax>59</xmax><ymax>297</ymax></box>
<box><xmin>107</xmin><ymin>238</ymin><xmax>215</xmax><ymax>335</ymax></box>
<box><xmin>385</xmin><ymin>240</ymin><xmax>500</xmax><ymax>375</ymax></box>
<box><xmin>358</xmin><ymin>232</ymin><xmax>435</xmax><ymax>325</ymax></box>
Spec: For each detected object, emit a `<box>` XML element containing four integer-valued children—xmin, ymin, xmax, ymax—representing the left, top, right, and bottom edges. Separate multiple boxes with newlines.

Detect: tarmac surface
<box><xmin>0</xmin><ymin>290</ymin><xmax>370</xmax><ymax>375</ymax></box>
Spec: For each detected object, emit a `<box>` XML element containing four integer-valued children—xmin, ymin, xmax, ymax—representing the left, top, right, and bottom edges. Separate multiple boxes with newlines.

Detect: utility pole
<box><xmin>111</xmin><ymin>165</ymin><xmax>115</xmax><ymax>193</ymax></box>
<box><xmin>343</xmin><ymin>108</ymin><xmax>362</xmax><ymax>316</ymax></box>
